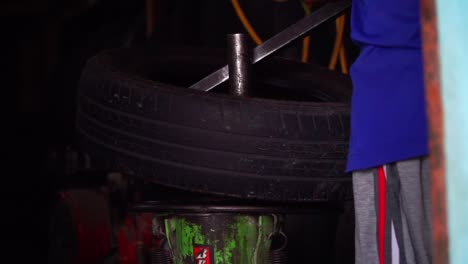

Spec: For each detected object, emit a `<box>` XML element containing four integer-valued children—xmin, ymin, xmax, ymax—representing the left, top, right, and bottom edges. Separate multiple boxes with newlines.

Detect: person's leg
<box><xmin>394</xmin><ymin>157</ymin><xmax>433</xmax><ymax>264</ymax></box>
<box><xmin>384</xmin><ymin>165</ymin><xmax>403</xmax><ymax>264</ymax></box>
<box><xmin>353</xmin><ymin>169</ymin><xmax>380</xmax><ymax>263</ymax></box>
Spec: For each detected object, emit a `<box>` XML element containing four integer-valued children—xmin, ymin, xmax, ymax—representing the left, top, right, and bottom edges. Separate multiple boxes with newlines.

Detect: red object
<box><xmin>136</xmin><ymin>213</ymin><xmax>155</xmax><ymax>247</ymax></box>
<box><xmin>60</xmin><ymin>191</ymin><xmax>160</xmax><ymax>264</ymax></box>
<box><xmin>60</xmin><ymin>190</ymin><xmax>111</xmax><ymax>264</ymax></box>
<box><xmin>118</xmin><ymin>216</ymin><xmax>138</xmax><ymax>264</ymax></box>
<box><xmin>117</xmin><ymin>213</ymin><xmax>157</xmax><ymax>264</ymax></box>
<box><xmin>377</xmin><ymin>166</ymin><xmax>386</xmax><ymax>264</ymax></box>
<box><xmin>194</xmin><ymin>245</ymin><xmax>213</xmax><ymax>264</ymax></box>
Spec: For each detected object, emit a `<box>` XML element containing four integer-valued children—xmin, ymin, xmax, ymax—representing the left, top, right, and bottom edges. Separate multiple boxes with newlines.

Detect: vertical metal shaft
<box><xmin>227</xmin><ymin>33</ymin><xmax>251</xmax><ymax>96</ymax></box>
<box><xmin>420</xmin><ymin>0</ymin><xmax>449</xmax><ymax>263</ymax></box>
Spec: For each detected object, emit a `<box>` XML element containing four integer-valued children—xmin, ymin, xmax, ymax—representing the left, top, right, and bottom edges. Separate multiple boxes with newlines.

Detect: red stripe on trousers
<box><xmin>377</xmin><ymin>166</ymin><xmax>386</xmax><ymax>264</ymax></box>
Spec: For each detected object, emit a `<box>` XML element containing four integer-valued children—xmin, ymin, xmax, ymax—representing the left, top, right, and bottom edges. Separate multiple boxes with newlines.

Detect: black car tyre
<box><xmin>77</xmin><ymin>46</ymin><xmax>352</xmax><ymax>201</ymax></box>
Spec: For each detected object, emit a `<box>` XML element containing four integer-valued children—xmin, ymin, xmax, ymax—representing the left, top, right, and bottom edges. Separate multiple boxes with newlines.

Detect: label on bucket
<box><xmin>193</xmin><ymin>245</ymin><xmax>213</xmax><ymax>264</ymax></box>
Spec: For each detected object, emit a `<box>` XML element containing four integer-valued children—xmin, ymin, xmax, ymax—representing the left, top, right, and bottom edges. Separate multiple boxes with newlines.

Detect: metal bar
<box><xmin>227</xmin><ymin>33</ymin><xmax>251</xmax><ymax>96</ymax></box>
<box><xmin>189</xmin><ymin>0</ymin><xmax>351</xmax><ymax>91</ymax></box>
<box><xmin>433</xmin><ymin>0</ymin><xmax>468</xmax><ymax>262</ymax></box>
<box><xmin>420</xmin><ymin>0</ymin><xmax>449</xmax><ymax>263</ymax></box>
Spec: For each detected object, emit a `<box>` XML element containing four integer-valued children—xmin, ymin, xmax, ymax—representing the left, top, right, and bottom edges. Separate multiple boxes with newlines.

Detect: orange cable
<box><xmin>231</xmin><ymin>0</ymin><xmax>263</xmax><ymax>45</ymax></box>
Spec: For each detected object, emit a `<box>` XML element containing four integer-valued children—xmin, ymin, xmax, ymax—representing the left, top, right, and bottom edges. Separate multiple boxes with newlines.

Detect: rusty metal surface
<box><xmin>420</xmin><ymin>0</ymin><xmax>449</xmax><ymax>262</ymax></box>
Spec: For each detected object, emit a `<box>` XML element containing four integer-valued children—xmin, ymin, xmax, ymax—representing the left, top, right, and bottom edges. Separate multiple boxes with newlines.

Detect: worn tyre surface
<box><xmin>77</xmin><ymin>46</ymin><xmax>352</xmax><ymax>201</ymax></box>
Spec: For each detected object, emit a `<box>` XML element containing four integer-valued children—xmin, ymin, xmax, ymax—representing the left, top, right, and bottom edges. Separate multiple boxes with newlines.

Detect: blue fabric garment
<box><xmin>346</xmin><ymin>0</ymin><xmax>429</xmax><ymax>171</ymax></box>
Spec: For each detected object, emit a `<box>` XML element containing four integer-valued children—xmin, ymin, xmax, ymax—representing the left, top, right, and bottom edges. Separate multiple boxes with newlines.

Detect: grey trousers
<box><xmin>353</xmin><ymin>158</ymin><xmax>433</xmax><ymax>264</ymax></box>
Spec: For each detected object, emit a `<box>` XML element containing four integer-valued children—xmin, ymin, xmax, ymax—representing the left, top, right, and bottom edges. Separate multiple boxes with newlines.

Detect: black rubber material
<box><xmin>77</xmin><ymin>46</ymin><xmax>352</xmax><ymax>201</ymax></box>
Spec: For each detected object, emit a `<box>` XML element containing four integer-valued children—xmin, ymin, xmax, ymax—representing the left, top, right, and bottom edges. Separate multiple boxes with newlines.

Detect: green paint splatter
<box><xmin>166</xmin><ymin>215</ymin><xmax>274</xmax><ymax>264</ymax></box>
<box><xmin>166</xmin><ymin>218</ymin><xmax>206</xmax><ymax>261</ymax></box>
<box><xmin>223</xmin><ymin>239</ymin><xmax>236</xmax><ymax>262</ymax></box>
<box><xmin>214</xmin><ymin>245</ymin><xmax>223</xmax><ymax>263</ymax></box>
<box><xmin>212</xmin><ymin>232</ymin><xmax>236</xmax><ymax>264</ymax></box>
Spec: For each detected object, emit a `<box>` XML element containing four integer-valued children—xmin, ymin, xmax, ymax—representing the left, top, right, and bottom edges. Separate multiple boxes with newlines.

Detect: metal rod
<box><xmin>420</xmin><ymin>0</ymin><xmax>449</xmax><ymax>262</ymax></box>
<box><xmin>189</xmin><ymin>0</ymin><xmax>351</xmax><ymax>91</ymax></box>
<box><xmin>227</xmin><ymin>33</ymin><xmax>250</xmax><ymax>96</ymax></box>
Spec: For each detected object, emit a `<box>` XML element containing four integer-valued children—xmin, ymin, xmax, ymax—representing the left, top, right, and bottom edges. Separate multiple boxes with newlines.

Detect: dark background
<box><xmin>7</xmin><ymin>0</ymin><xmax>357</xmax><ymax>262</ymax></box>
